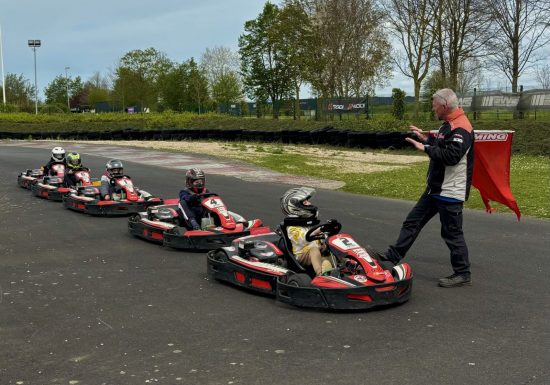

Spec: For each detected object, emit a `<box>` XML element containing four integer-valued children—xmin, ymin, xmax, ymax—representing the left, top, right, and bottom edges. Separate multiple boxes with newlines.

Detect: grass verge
<box><xmin>216</xmin><ymin>143</ymin><xmax>550</xmax><ymax>219</ymax></box>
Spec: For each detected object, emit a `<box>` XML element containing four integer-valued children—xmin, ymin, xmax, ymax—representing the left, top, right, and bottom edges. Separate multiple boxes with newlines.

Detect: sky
<box><xmin>1</xmin><ymin>0</ymin><xmax>547</xmax><ymax>101</ymax></box>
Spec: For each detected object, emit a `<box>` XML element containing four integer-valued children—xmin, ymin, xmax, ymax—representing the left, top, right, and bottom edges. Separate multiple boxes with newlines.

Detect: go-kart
<box><xmin>207</xmin><ymin>218</ymin><xmax>413</xmax><ymax>310</ymax></box>
<box><xmin>63</xmin><ymin>175</ymin><xmax>162</xmax><ymax>216</ymax></box>
<box><xmin>45</xmin><ymin>168</ymin><xmax>100</xmax><ymax>201</ymax></box>
<box><xmin>31</xmin><ymin>164</ymin><xmax>66</xmax><ymax>201</ymax></box>
<box><xmin>128</xmin><ymin>192</ymin><xmax>270</xmax><ymax>250</ymax></box>
<box><xmin>17</xmin><ymin>168</ymin><xmax>44</xmax><ymax>189</ymax></box>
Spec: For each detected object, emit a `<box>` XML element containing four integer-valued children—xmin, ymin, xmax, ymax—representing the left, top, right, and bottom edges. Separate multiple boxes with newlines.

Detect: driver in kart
<box><xmin>42</xmin><ymin>146</ymin><xmax>66</xmax><ymax>176</ymax></box>
<box><xmin>178</xmin><ymin>168</ymin><xmax>209</xmax><ymax>230</ymax></box>
<box><xmin>100</xmin><ymin>159</ymin><xmax>126</xmax><ymax>201</ymax></box>
<box><xmin>63</xmin><ymin>152</ymin><xmax>90</xmax><ymax>188</ymax></box>
<box><xmin>281</xmin><ymin>187</ymin><xmax>333</xmax><ymax>276</ymax></box>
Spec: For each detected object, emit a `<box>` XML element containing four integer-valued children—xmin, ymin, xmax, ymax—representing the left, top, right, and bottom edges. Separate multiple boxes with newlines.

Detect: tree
<box><xmin>535</xmin><ymin>64</ymin><xmax>550</xmax><ymax>89</ymax></box>
<box><xmin>83</xmin><ymin>72</ymin><xmax>111</xmax><ymax>110</ymax></box>
<box><xmin>200</xmin><ymin>46</ymin><xmax>240</xmax><ymax>89</ymax></box>
<box><xmin>298</xmin><ymin>0</ymin><xmax>392</xmax><ymax>98</ymax></box>
<box><xmin>486</xmin><ymin>0</ymin><xmax>550</xmax><ymax>92</ymax></box>
<box><xmin>455</xmin><ymin>58</ymin><xmax>484</xmax><ymax>94</ymax></box>
<box><xmin>384</xmin><ymin>0</ymin><xmax>439</xmax><ymax>117</ymax></box>
<box><xmin>159</xmin><ymin>58</ymin><xmax>209</xmax><ymax>113</ymax></box>
<box><xmin>187</xmin><ymin>58</ymin><xmax>210</xmax><ymax>113</ymax></box>
<box><xmin>392</xmin><ymin>88</ymin><xmax>406</xmax><ymax>120</ymax></box>
<box><xmin>1</xmin><ymin>73</ymin><xmax>35</xmax><ymax>112</ymax></box>
<box><xmin>200</xmin><ymin>46</ymin><xmax>242</xmax><ymax>112</ymax></box>
<box><xmin>275</xmin><ymin>1</ymin><xmax>314</xmax><ymax>119</ymax></box>
<box><xmin>212</xmin><ymin>72</ymin><xmax>242</xmax><ymax>112</ymax></box>
<box><xmin>44</xmin><ymin>75</ymin><xmax>84</xmax><ymax>110</ymax></box>
<box><xmin>112</xmin><ymin>48</ymin><xmax>173</xmax><ymax>112</ymax></box>
<box><xmin>239</xmin><ymin>2</ymin><xmax>294</xmax><ymax>118</ymax></box>
<box><xmin>433</xmin><ymin>0</ymin><xmax>494</xmax><ymax>89</ymax></box>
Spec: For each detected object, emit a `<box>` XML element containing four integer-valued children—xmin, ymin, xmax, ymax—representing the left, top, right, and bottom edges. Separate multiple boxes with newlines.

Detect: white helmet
<box><xmin>280</xmin><ymin>187</ymin><xmax>318</xmax><ymax>218</ymax></box>
<box><xmin>51</xmin><ymin>147</ymin><xmax>66</xmax><ymax>162</ymax></box>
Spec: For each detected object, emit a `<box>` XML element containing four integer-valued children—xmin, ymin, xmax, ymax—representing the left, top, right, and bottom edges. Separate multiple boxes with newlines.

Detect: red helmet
<box><xmin>186</xmin><ymin>168</ymin><xmax>205</xmax><ymax>193</ymax></box>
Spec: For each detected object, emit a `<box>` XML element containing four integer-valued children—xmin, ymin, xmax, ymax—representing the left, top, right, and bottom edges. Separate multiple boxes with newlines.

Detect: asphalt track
<box><xmin>1</xmin><ymin>143</ymin><xmax>549</xmax><ymax>385</ymax></box>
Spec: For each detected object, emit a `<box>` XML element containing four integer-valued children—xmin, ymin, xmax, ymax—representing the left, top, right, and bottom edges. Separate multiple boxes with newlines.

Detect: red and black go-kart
<box><xmin>30</xmin><ymin>164</ymin><xmax>66</xmax><ymax>201</ymax></box>
<box><xmin>17</xmin><ymin>168</ymin><xmax>44</xmax><ymax>189</ymax></box>
<box><xmin>63</xmin><ymin>175</ymin><xmax>162</xmax><ymax>216</ymax></box>
<box><xmin>44</xmin><ymin>168</ymin><xmax>100</xmax><ymax>201</ymax></box>
<box><xmin>207</xmin><ymin>218</ymin><xmax>413</xmax><ymax>311</ymax></box>
<box><xmin>128</xmin><ymin>192</ymin><xmax>270</xmax><ymax>250</ymax></box>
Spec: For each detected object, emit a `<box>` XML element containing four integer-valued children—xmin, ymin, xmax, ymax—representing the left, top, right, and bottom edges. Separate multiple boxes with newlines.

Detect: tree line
<box><xmin>1</xmin><ymin>0</ymin><xmax>549</xmax><ymax>118</ymax></box>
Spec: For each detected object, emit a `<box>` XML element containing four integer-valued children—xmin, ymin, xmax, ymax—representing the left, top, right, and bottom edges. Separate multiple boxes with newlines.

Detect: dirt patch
<box><xmin>81</xmin><ymin>140</ymin><xmax>425</xmax><ymax>173</ymax></box>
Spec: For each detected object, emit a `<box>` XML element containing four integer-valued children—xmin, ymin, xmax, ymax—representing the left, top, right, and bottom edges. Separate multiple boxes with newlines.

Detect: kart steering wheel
<box><xmin>196</xmin><ymin>192</ymin><xmax>217</xmax><ymax>198</ymax></box>
<box><xmin>305</xmin><ymin>220</ymin><xmax>342</xmax><ymax>242</ymax></box>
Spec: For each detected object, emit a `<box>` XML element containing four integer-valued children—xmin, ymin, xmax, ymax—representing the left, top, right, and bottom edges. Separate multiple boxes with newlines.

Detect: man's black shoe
<box><xmin>371</xmin><ymin>248</ymin><xmax>398</xmax><ymax>266</ymax></box>
<box><xmin>438</xmin><ymin>273</ymin><xmax>471</xmax><ymax>288</ymax></box>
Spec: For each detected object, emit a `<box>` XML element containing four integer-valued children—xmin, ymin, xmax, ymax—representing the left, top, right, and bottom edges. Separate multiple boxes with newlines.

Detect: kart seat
<box><xmin>277</xmin><ymin>217</ymin><xmax>321</xmax><ymax>274</ymax></box>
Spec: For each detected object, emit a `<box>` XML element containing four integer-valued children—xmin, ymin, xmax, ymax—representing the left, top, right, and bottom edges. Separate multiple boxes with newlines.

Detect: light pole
<box><xmin>65</xmin><ymin>66</ymin><xmax>70</xmax><ymax>111</ymax></box>
<box><xmin>0</xmin><ymin>24</ymin><xmax>6</xmax><ymax>104</ymax></box>
<box><xmin>28</xmin><ymin>39</ymin><xmax>41</xmax><ymax>114</ymax></box>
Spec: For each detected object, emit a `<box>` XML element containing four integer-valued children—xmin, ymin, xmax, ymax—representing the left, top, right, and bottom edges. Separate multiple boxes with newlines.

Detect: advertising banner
<box><xmin>325</xmin><ymin>98</ymin><xmax>367</xmax><ymax>114</ymax></box>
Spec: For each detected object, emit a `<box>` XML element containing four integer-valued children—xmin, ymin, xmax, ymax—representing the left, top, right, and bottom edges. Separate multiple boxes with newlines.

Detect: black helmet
<box><xmin>186</xmin><ymin>168</ymin><xmax>206</xmax><ymax>193</ymax></box>
<box><xmin>66</xmin><ymin>152</ymin><xmax>82</xmax><ymax>170</ymax></box>
<box><xmin>106</xmin><ymin>159</ymin><xmax>124</xmax><ymax>177</ymax></box>
<box><xmin>280</xmin><ymin>187</ymin><xmax>318</xmax><ymax>218</ymax></box>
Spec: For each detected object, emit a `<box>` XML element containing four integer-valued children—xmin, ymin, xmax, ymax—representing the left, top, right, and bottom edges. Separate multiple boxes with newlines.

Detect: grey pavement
<box><xmin>1</xmin><ymin>143</ymin><xmax>549</xmax><ymax>385</ymax></box>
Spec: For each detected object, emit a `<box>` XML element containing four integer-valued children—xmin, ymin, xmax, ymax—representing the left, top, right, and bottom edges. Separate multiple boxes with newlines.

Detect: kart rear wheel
<box><xmin>286</xmin><ymin>273</ymin><xmax>312</xmax><ymax>287</ymax></box>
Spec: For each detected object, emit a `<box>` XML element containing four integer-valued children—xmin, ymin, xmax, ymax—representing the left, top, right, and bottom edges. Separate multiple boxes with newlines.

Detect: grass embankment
<box><xmin>224</xmin><ymin>144</ymin><xmax>549</xmax><ymax>219</ymax></box>
<box><xmin>80</xmin><ymin>140</ymin><xmax>549</xmax><ymax>219</ymax></box>
<box><xmin>1</xmin><ymin>112</ymin><xmax>548</xmax><ymax>154</ymax></box>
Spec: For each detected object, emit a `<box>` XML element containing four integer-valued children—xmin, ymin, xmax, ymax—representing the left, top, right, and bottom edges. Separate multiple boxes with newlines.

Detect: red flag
<box><xmin>472</xmin><ymin>130</ymin><xmax>521</xmax><ymax>220</ymax></box>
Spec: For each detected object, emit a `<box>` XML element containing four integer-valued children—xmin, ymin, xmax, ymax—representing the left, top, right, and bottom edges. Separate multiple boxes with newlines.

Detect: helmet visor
<box><xmin>111</xmin><ymin>168</ymin><xmax>123</xmax><ymax>176</ymax></box>
<box><xmin>192</xmin><ymin>179</ymin><xmax>204</xmax><ymax>189</ymax></box>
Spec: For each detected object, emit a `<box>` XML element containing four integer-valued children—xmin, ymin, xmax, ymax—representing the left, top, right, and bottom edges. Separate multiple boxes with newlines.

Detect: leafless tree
<box><xmin>535</xmin><ymin>64</ymin><xmax>550</xmax><ymax>89</ymax></box>
<box><xmin>485</xmin><ymin>0</ymin><xmax>550</xmax><ymax>92</ymax></box>
<box><xmin>455</xmin><ymin>57</ymin><xmax>484</xmax><ymax>94</ymax></box>
<box><xmin>383</xmin><ymin>0</ymin><xmax>439</xmax><ymax>116</ymax></box>
<box><xmin>433</xmin><ymin>0</ymin><xmax>494</xmax><ymax>90</ymax></box>
<box><xmin>200</xmin><ymin>46</ymin><xmax>241</xmax><ymax>91</ymax></box>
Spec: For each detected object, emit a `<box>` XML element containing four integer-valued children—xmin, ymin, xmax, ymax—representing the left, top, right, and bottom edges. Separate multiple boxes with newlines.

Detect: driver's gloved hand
<box><xmin>190</xmin><ymin>219</ymin><xmax>200</xmax><ymax>230</ymax></box>
<box><xmin>327</xmin><ymin>219</ymin><xmax>340</xmax><ymax>225</ymax></box>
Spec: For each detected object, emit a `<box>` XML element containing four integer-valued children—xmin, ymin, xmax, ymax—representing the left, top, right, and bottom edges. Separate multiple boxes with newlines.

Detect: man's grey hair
<box><xmin>433</xmin><ymin>88</ymin><xmax>458</xmax><ymax>110</ymax></box>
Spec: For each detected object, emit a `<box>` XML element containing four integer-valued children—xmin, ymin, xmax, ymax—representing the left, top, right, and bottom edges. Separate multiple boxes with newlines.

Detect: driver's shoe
<box><xmin>438</xmin><ymin>273</ymin><xmax>471</xmax><ymax>288</ymax></box>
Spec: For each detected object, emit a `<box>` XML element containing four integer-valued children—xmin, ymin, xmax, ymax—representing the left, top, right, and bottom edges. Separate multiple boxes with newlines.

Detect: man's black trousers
<box><xmin>387</xmin><ymin>192</ymin><xmax>470</xmax><ymax>274</ymax></box>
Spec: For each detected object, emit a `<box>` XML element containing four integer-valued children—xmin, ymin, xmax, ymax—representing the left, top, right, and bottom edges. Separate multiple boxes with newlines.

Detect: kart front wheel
<box><xmin>211</xmin><ymin>250</ymin><xmax>229</xmax><ymax>262</ymax></box>
<box><xmin>286</xmin><ymin>273</ymin><xmax>312</xmax><ymax>287</ymax></box>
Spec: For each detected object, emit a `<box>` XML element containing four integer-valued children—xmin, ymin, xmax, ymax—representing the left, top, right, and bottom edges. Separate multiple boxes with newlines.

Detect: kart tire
<box><xmin>286</xmin><ymin>273</ymin><xmax>312</xmax><ymax>287</ymax></box>
<box><xmin>211</xmin><ymin>250</ymin><xmax>229</xmax><ymax>262</ymax></box>
<box><xmin>128</xmin><ymin>214</ymin><xmax>140</xmax><ymax>223</ymax></box>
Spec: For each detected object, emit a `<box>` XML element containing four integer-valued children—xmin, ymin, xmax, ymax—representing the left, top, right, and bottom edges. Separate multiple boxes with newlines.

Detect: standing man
<box><xmin>382</xmin><ymin>88</ymin><xmax>475</xmax><ymax>288</ymax></box>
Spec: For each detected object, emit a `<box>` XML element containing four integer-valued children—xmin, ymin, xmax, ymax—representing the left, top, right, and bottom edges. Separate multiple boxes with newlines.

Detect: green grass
<box><xmin>233</xmin><ymin>148</ymin><xmax>549</xmax><ymax>219</ymax></box>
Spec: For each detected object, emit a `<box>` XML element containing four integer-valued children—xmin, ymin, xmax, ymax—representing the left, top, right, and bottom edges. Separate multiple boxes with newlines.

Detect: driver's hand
<box><xmin>310</xmin><ymin>227</ymin><xmax>322</xmax><ymax>236</ymax></box>
<box><xmin>104</xmin><ymin>195</ymin><xmax>110</xmax><ymax>201</ymax></box>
